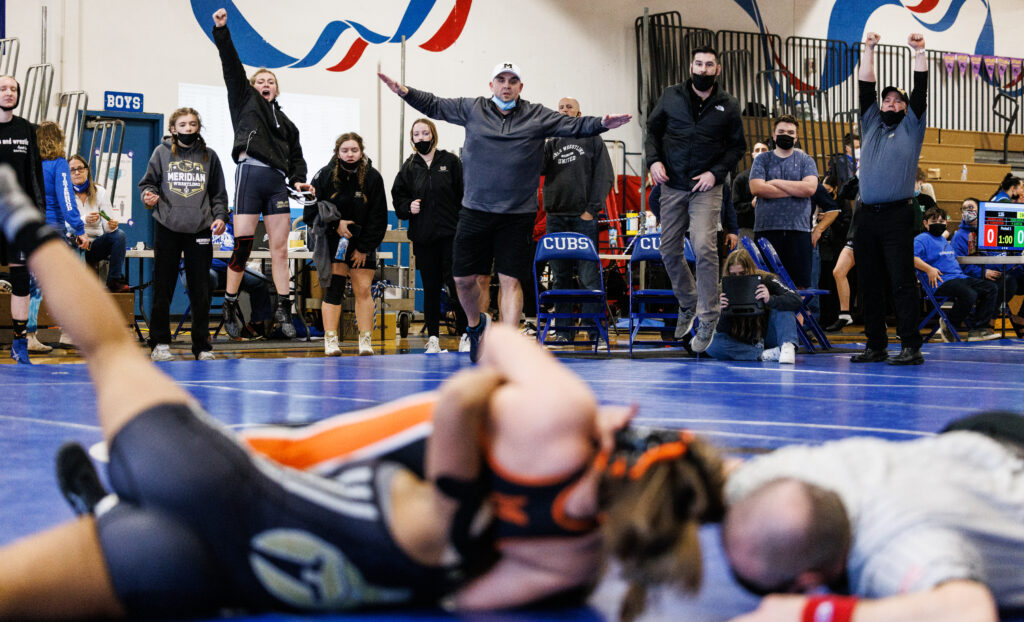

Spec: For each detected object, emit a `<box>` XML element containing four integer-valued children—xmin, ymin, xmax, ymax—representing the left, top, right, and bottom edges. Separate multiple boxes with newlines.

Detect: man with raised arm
<box><xmin>849</xmin><ymin>32</ymin><xmax>929</xmax><ymax>366</ymax></box>
<box><xmin>378</xmin><ymin>67</ymin><xmax>631</xmax><ymax>362</ymax></box>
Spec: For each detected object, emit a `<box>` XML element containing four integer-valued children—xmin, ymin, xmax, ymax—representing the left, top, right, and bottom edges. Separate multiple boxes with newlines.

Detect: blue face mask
<box><xmin>72</xmin><ymin>180</ymin><xmax>90</xmax><ymax>194</ymax></box>
<box><xmin>914</xmin><ymin>188</ymin><xmax>921</xmax><ymax>197</ymax></box>
<box><xmin>491</xmin><ymin>95</ymin><xmax>516</xmax><ymax>111</ymax></box>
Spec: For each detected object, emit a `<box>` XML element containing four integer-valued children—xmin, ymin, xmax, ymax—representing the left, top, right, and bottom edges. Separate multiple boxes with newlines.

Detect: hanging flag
<box><xmin>999</xmin><ymin>57</ymin><xmax>1010</xmax><ymax>83</ymax></box>
<box><xmin>1012</xmin><ymin>59</ymin><xmax>1022</xmax><ymax>84</ymax></box>
<box><xmin>970</xmin><ymin>54</ymin><xmax>983</xmax><ymax>79</ymax></box>
<box><xmin>984</xmin><ymin>56</ymin><xmax>998</xmax><ymax>84</ymax></box>
<box><xmin>943</xmin><ymin>53</ymin><xmax>956</xmax><ymax>76</ymax></box>
<box><xmin>957</xmin><ymin>54</ymin><xmax>970</xmax><ymax>77</ymax></box>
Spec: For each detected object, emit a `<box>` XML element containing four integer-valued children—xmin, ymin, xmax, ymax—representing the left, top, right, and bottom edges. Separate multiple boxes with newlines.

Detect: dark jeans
<box><xmin>547</xmin><ymin>214</ymin><xmax>600</xmax><ymax>336</ymax></box>
<box><xmin>758</xmin><ymin>229</ymin><xmax>812</xmax><ymax>288</ymax></box>
<box><xmin>934</xmin><ymin>276</ymin><xmax>998</xmax><ymax>330</ymax></box>
<box><xmin>413</xmin><ymin>236</ymin><xmax>467</xmax><ymax>337</ymax></box>
<box><xmin>853</xmin><ymin>200</ymin><xmax>921</xmax><ymax>350</ymax></box>
<box><xmin>84</xmin><ymin>229</ymin><xmax>127</xmax><ymax>283</ymax></box>
<box><xmin>150</xmin><ymin>222</ymin><xmax>213</xmax><ymax>355</ymax></box>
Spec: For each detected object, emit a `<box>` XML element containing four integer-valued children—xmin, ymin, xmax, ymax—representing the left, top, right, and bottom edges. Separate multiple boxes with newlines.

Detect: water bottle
<box><xmin>961</xmin><ymin>165</ymin><xmax>968</xmax><ymax>181</ymax></box>
<box><xmin>608</xmin><ymin>228</ymin><xmax>618</xmax><ymax>248</ymax></box>
<box><xmin>335</xmin><ymin>236</ymin><xmax>349</xmax><ymax>261</ymax></box>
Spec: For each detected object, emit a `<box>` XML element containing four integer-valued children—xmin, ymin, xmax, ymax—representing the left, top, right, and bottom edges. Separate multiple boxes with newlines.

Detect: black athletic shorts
<box><xmin>452</xmin><ymin>208</ymin><xmax>535</xmax><ymax>280</ymax></box>
<box><xmin>97</xmin><ymin>402</ymin><xmax>455</xmax><ymax>617</ymax></box>
<box><xmin>326</xmin><ymin>228</ymin><xmax>377</xmax><ymax>268</ymax></box>
<box><xmin>234</xmin><ymin>160</ymin><xmax>291</xmax><ymax>216</ymax></box>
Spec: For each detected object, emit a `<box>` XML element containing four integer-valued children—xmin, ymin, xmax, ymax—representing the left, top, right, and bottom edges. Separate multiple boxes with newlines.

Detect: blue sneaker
<box><xmin>10</xmin><ymin>336</ymin><xmax>31</xmax><ymax>364</ymax></box>
<box><xmin>467</xmin><ymin>312</ymin><xmax>491</xmax><ymax>363</ymax></box>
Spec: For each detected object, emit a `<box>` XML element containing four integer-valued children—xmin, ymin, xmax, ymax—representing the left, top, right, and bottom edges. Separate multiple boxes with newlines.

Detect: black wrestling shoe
<box><xmin>55</xmin><ymin>442</ymin><xmax>108</xmax><ymax>516</ymax></box>
<box><xmin>275</xmin><ymin>295</ymin><xmax>297</xmax><ymax>339</ymax></box>
<box><xmin>222</xmin><ymin>297</ymin><xmax>244</xmax><ymax>340</ymax></box>
<box><xmin>886</xmin><ymin>345</ymin><xmax>924</xmax><ymax>366</ymax></box>
<box><xmin>850</xmin><ymin>347</ymin><xmax>888</xmax><ymax>363</ymax></box>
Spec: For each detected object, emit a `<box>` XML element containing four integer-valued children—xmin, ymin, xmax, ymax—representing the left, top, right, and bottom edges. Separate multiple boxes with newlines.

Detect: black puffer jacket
<box><xmin>307</xmin><ymin>158</ymin><xmax>388</xmax><ymax>255</ymax></box>
<box><xmin>391</xmin><ymin>150</ymin><xmax>463</xmax><ymax>243</ymax></box>
<box><xmin>645</xmin><ymin>79</ymin><xmax>745</xmax><ymax>192</ymax></box>
<box><xmin>212</xmin><ymin>25</ymin><xmax>307</xmax><ymax>185</ymax></box>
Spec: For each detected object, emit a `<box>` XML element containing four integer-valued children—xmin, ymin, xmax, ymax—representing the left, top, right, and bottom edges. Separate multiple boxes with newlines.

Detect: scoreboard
<box><xmin>979</xmin><ymin>201</ymin><xmax>1024</xmax><ymax>251</ymax></box>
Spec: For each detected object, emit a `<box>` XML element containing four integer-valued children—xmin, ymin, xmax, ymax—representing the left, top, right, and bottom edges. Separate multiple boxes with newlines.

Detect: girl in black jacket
<box><xmin>307</xmin><ymin>132</ymin><xmax>387</xmax><ymax>356</ymax></box>
<box><xmin>391</xmin><ymin>118</ymin><xmax>467</xmax><ymax>353</ymax></box>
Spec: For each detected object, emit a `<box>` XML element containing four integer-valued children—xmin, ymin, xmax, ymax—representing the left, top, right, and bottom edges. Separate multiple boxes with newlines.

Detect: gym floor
<box><xmin>3</xmin><ymin>331</ymin><xmax>1024</xmax><ymax>621</ymax></box>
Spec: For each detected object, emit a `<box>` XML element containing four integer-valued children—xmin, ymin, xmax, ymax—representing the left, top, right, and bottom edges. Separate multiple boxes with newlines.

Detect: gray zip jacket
<box><xmin>403</xmin><ymin>87</ymin><xmax>607</xmax><ymax>214</ymax></box>
<box><xmin>139</xmin><ymin>139</ymin><xmax>229</xmax><ymax>234</ymax></box>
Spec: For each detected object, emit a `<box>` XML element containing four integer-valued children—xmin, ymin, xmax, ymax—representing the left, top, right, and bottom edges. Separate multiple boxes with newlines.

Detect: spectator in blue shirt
<box><xmin>914</xmin><ymin>207</ymin><xmax>999</xmax><ymax>341</ymax></box>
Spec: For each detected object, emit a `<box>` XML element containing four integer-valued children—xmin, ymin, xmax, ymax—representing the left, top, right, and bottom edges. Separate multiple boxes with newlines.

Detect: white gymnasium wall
<box><xmin>8</xmin><ymin>0</ymin><xmax>1024</xmax><ymax>194</ymax></box>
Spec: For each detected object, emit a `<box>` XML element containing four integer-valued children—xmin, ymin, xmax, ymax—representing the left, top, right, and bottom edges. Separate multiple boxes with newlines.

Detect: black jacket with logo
<box><xmin>645</xmin><ymin>79</ymin><xmax>745</xmax><ymax>192</ymax></box>
<box><xmin>212</xmin><ymin>25</ymin><xmax>307</xmax><ymax>185</ymax></box>
<box><xmin>391</xmin><ymin>150</ymin><xmax>463</xmax><ymax>244</ymax></box>
<box><xmin>307</xmin><ymin>159</ymin><xmax>387</xmax><ymax>255</ymax></box>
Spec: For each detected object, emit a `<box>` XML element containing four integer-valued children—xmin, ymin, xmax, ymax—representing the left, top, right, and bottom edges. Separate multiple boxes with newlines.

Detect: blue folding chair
<box><xmin>627</xmin><ymin>233</ymin><xmax>685</xmax><ymax>356</ymax></box>
<box><xmin>917</xmin><ymin>271</ymin><xmax>962</xmax><ymax>342</ymax></box>
<box><xmin>756</xmin><ymin>237</ymin><xmax>832</xmax><ymax>351</ymax></box>
<box><xmin>534</xmin><ymin>232</ymin><xmax>611</xmax><ymax>353</ymax></box>
<box><xmin>740</xmin><ymin>236</ymin><xmax>769</xmax><ymax>271</ymax></box>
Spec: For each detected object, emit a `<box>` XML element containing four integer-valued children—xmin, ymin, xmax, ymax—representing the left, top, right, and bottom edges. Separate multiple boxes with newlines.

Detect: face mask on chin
<box><xmin>490</xmin><ymin>95</ymin><xmax>516</xmax><ymax>111</ymax></box>
<box><xmin>880</xmin><ymin>109</ymin><xmax>905</xmax><ymax>126</ymax></box>
<box><xmin>691</xmin><ymin>73</ymin><xmax>716</xmax><ymax>92</ymax></box>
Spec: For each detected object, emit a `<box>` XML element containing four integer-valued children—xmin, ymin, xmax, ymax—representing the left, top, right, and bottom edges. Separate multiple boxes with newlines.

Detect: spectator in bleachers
<box><xmin>990</xmin><ymin>173</ymin><xmax>1022</xmax><ymax>203</ymax></box>
<box><xmin>0</xmin><ymin>75</ymin><xmax>45</xmax><ymax>364</ymax></box>
<box><xmin>749</xmin><ymin>114</ymin><xmax>819</xmax><ymax>288</ymax></box>
<box><xmin>308</xmin><ymin>132</ymin><xmax>387</xmax><ymax>357</ymax></box>
<box><xmin>732</xmin><ymin>141</ymin><xmax>769</xmax><ymax>241</ymax></box>
<box><xmin>912</xmin><ymin>166</ymin><xmax>938</xmax><ymax>234</ymax></box>
<box><xmin>952</xmin><ymin>197</ymin><xmax>1024</xmax><ymax>329</ymax></box>
<box><xmin>139</xmin><ymin>107</ymin><xmax>228</xmax><ymax>362</ymax></box>
<box><xmin>705</xmin><ymin>248</ymin><xmax>801</xmax><ymax>364</ymax></box>
<box><xmin>915</xmin><ymin>206</ymin><xmax>999</xmax><ymax>342</ymax></box>
<box><xmin>540</xmin><ymin>97</ymin><xmax>615</xmax><ymax>344</ymax></box>
<box><xmin>392</xmin><ymin>118</ymin><xmax>468</xmax><ymax>354</ymax></box>
<box><xmin>69</xmin><ymin>155</ymin><xmax>128</xmax><ymax>293</ymax></box>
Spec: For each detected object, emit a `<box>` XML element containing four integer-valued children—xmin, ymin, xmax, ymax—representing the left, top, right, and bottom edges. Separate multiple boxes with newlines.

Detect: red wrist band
<box><xmin>801</xmin><ymin>595</ymin><xmax>859</xmax><ymax>622</ymax></box>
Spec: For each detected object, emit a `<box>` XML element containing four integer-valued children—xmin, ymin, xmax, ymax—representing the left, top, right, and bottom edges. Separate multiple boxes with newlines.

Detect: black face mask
<box><xmin>774</xmin><ymin>135</ymin><xmax>795</xmax><ymax>150</ymax></box>
<box><xmin>413</xmin><ymin>140</ymin><xmax>432</xmax><ymax>155</ymax></box>
<box><xmin>929</xmin><ymin>223</ymin><xmax>947</xmax><ymax>237</ymax></box>
<box><xmin>691</xmin><ymin>73</ymin><xmax>716</xmax><ymax>92</ymax></box>
<box><xmin>176</xmin><ymin>132</ymin><xmax>199</xmax><ymax>146</ymax></box>
<box><xmin>880</xmin><ymin>109</ymin><xmax>905</xmax><ymax>127</ymax></box>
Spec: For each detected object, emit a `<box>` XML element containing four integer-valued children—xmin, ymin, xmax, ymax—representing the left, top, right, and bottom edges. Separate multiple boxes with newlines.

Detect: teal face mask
<box><xmin>491</xmin><ymin>95</ymin><xmax>516</xmax><ymax>111</ymax></box>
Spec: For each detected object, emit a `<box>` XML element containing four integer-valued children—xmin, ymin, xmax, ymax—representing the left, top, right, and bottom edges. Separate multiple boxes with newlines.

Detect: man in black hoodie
<box><xmin>647</xmin><ymin>46</ymin><xmax>745</xmax><ymax>354</ymax></box>
<box><xmin>542</xmin><ymin>97</ymin><xmax>614</xmax><ymax>343</ymax></box>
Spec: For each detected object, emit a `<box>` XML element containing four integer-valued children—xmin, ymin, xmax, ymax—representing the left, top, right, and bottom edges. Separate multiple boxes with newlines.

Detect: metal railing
<box><xmin>0</xmin><ymin>38</ymin><xmax>19</xmax><ymax>77</ymax></box>
<box><xmin>18</xmin><ymin>62</ymin><xmax>52</xmax><ymax>124</ymax></box>
<box><xmin>86</xmin><ymin>118</ymin><xmax>126</xmax><ymax>199</ymax></box>
<box><xmin>54</xmin><ymin>91</ymin><xmax>88</xmax><ymax>157</ymax></box>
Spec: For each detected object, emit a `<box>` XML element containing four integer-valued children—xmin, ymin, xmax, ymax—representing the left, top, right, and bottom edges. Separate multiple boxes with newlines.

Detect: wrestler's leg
<box><xmin>0</xmin><ymin>517</ymin><xmax>124</xmax><ymax>619</ymax></box>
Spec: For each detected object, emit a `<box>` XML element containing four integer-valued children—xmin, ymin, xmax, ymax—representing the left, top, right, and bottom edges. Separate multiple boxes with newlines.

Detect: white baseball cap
<box><xmin>491</xmin><ymin>62</ymin><xmax>522</xmax><ymax>81</ymax></box>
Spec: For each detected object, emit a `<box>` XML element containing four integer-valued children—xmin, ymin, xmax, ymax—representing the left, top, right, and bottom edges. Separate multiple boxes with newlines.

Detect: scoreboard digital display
<box><xmin>979</xmin><ymin>201</ymin><xmax>1024</xmax><ymax>251</ymax></box>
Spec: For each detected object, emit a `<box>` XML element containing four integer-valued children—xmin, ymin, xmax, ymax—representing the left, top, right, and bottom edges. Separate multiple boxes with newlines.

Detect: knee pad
<box><xmin>228</xmin><ymin>236</ymin><xmax>254</xmax><ymax>273</ymax></box>
<box><xmin>324</xmin><ymin>275</ymin><xmax>347</xmax><ymax>305</ymax></box>
<box><xmin>9</xmin><ymin>265</ymin><xmax>29</xmax><ymax>296</ymax></box>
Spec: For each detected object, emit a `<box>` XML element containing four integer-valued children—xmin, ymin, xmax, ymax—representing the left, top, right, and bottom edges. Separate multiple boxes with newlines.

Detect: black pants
<box><xmin>758</xmin><ymin>229</ymin><xmax>812</xmax><ymax>288</ymax></box>
<box><xmin>853</xmin><ymin>200</ymin><xmax>921</xmax><ymax>350</ymax></box>
<box><xmin>413</xmin><ymin>236</ymin><xmax>467</xmax><ymax>337</ymax></box>
<box><xmin>934</xmin><ymin>276</ymin><xmax>998</xmax><ymax>330</ymax></box>
<box><xmin>150</xmin><ymin>222</ymin><xmax>213</xmax><ymax>355</ymax></box>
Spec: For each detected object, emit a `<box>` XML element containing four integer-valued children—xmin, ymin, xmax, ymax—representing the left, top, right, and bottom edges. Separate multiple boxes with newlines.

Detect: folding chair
<box><xmin>740</xmin><ymin>236</ymin><xmax>769</xmax><ymax>270</ymax></box>
<box><xmin>534</xmin><ymin>232</ymin><xmax>611</xmax><ymax>353</ymax></box>
<box><xmin>627</xmin><ymin>233</ymin><xmax>685</xmax><ymax>356</ymax></box>
<box><xmin>917</xmin><ymin>271</ymin><xmax>962</xmax><ymax>343</ymax></box>
<box><xmin>173</xmin><ymin>268</ymin><xmax>226</xmax><ymax>340</ymax></box>
<box><xmin>756</xmin><ymin>237</ymin><xmax>832</xmax><ymax>351</ymax></box>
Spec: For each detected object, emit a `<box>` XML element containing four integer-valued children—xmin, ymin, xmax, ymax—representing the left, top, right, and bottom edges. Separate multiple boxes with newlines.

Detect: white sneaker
<box><xmin>425</xmin><ymin>335</ymin><xmax>446</xmax><ymax>354</ymax></box>
<box><xmin>197</xmin><ymin>350</ymin><xmax>216</xmax><ymax>361</ymax></box>
<box><xmin>151</xmin><ymin>344</ymin><xmax>173</xmax><ymax>361</ymax></box>
<box><xmin>779</xmin><ymin>342</ymin><xmax>796</xmax><ymax>364</ymax></box>
<box><xmin>26</xmin><ymin>333</ymin><xmax>52</xmax><ymax>353</ymax></box>
<box><xmin>59</xmin><ymin>332</ymin><xmax>74</xmax><ymax>347</ymax></box>
<box><xmin>324</xmin><ymin>331</ymin><xmax>341</xmax><ymax>357</ymax></box>
<box><xmin>358</xmin><ymin>331</ymin><xmax>374</xmax><ymax>356</ymax></box>
<box><xmin>458</xmin><ymin>333</ymin><xmax>471</xmax><ymax>352</ymax></box>
<box><xmin>760</xmin><ymin>346</ymin><xmax>781</xmax><ymax>362</ymax></box>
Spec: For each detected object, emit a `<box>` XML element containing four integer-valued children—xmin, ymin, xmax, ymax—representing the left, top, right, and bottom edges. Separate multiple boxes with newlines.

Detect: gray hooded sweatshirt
<box><xmin>139</xmin><ymin>138</ymin><xmax>229</xmax><ymax>233</ymax></box>
<box><xmin>403</xmin><ymin>87</ymin><xmax>607</xmax><ymax>215</ymax></box>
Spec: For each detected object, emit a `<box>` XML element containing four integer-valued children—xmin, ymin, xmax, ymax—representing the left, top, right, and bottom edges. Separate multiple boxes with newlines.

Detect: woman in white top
<box><xmin>69</xmin><ymin>154</ymin><xmax>128</xmax><ymax>292</ymax></box>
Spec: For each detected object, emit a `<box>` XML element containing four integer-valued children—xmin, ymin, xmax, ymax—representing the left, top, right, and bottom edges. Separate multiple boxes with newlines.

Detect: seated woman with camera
<box><xmin>705</xmin><ymin>248</ymin><xmax>802</xmax><ymax>364</ymax></box>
